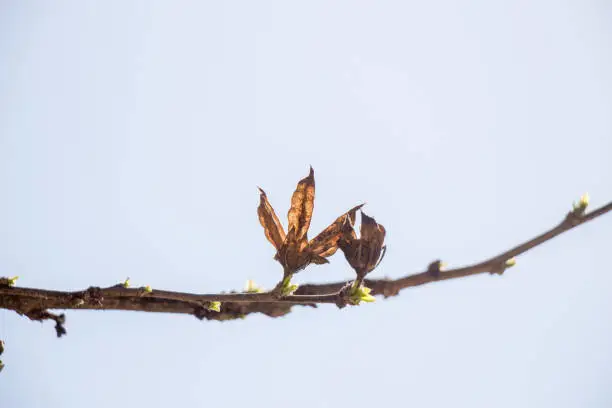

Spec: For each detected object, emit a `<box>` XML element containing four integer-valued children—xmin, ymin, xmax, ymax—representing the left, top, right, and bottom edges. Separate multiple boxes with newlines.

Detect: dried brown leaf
<box><xmin>310</xmin><ymin>254</ymin><xmax>329</xmax><ymax>265</ymax></box>
<box><xmin>257</xmin><ymin>188</ymin><xmax>286</xmax><ymax>251</ymax></box>
<box><xmin>258</xmin><ymin>167</ymin><xmax>368</xmax><ymax>276</ymax></box>
<box><xmin>308</xmin><ymin>204</ymin><xmax>364</xmax><ymax>258</ymax></box>
<box><xmin>338</xmin><ymin>211</ymin><xmax>386</xmax><ymax>277</ymax></box>
<box><xmin>277</xmin><ymin>228</ymin><xmax>312</xmax><ymax>272</ymax></box>
<box><xmin>360</xmin><ymin>212</ymin><xmax>386</xmax><ymax>255</ymax></box>
<box><xmin>287</xmin><ymin>167</ymin><xmax>315</xmax><ymax>242</ymax></box>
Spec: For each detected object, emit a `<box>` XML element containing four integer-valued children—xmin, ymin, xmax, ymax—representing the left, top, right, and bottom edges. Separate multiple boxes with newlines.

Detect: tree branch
<box><xmin>1</xmin><ymin>200</ymin><xmax>610</xmax><ymax>334</ymax></box>
<box><xmin>301</xmin><ymin>201</ymin><xmax>612</xmax><ymax>297</ymax></box>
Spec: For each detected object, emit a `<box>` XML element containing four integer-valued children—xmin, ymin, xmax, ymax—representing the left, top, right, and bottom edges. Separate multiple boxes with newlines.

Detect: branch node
<box><xmin>0</xmin><ymin>276</ymin><xmax>19</xmax><ymax>288</ymax></box>
<box><xmin>335</xmin><ymin>282</ymin><xmax>353</xmax><ymax>309</ymax></box>
<box><xmin>372</xmin><ymin>277</ymin><xmax>401</xmax><ymax>298</ymax></box>
<box><xmin>490</xmin><ymin>258</ymin><xmax>516</xmax><ymax>275</ymax></box>
<box><xmin>193</xmin><ymin>306</ymin><xmax>208</xmax><ymax>320</ymax></box>
<box><xmin>564</xmin><ymin>211</ymin><xmax>584</xmax><ymax>227</ymax></box>
<box><xmin>335</xmin><ymin>281</ymin><xmax>376</xmax><ymax>307</ymax></box>
<box><xmin>83</xmin><ymin>287</ymin><xmax>104</xmax><ymax>306</ymax></box>
<box><xmin>427</xmin><ymin>260</ymin><xmax>445</xmax><ymax>279</ymax></box>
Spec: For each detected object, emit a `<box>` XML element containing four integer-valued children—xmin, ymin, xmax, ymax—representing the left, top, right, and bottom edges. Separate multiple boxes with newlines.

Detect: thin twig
<box><xmin>301</xmin><ymin>201</ymin><xmax>612</xmax><ymax>297</ymax></box>
<box><xmin>0</xmin><ymin>201</ymin><xmax>610</xmax><ymax>333</ymax></box>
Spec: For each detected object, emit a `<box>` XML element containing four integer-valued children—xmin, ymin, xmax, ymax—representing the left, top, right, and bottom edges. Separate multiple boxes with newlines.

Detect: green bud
<box><xmin>244</xmin><ymin>279</ymin><xmax>264</xmax><ymax>293</ymax></box>
<box><xmin>279</xmin><ymin>275</ymin><xmax>299</xmax><ymax>296</ymax></box>
<box><xmin>572</xmin><ymin>193</ymin><xmax>590</xmax><ymax>215</ymax></box>
<box><xmin>207</xmin><ymin>301</ymin><xmax>221</xmax><ymax>312</ymax></box>
<box><xmin>360</xmin><ymin>293</ymin><xmax>376</xmax><ymax>303</ymax></box>
<box><xmin>348</xmin><ymin>285</ymin><xmax>376</xmax><ymax>305</ymax></box>
<box><xmin>281</xmin><ymin>283</ymin><xmax>299</xmax><ymax>296</ymax></box>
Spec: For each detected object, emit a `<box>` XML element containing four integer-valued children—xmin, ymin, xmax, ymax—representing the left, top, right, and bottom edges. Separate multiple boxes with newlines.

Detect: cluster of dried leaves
<box><xmin>257</xmin><ymin>167</ymin><xmax>386</xmax><ymax>302</ymax></box>
<box><xmin>1</xmin><ymin>166</ymin><xmax>610</xmax><ymax>374</ymax></box>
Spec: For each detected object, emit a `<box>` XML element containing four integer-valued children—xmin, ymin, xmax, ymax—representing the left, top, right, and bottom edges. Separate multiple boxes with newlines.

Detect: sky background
<box><xmin>1</xmin><ymin>1</ymin><xmax>611</xmax><ymax>407</ymax></box>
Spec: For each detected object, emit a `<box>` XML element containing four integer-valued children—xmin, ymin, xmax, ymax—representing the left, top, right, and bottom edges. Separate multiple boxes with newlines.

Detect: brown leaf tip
<box><xmin>258</xmin><ymin>187</ymin><xmax>272</xmax><ymax>203</ymax></box>
<box><xmin>304</xmin><ymin>166</ymin><xmax>315</xmax><ymax>185</ymax></box>
<box><xmin>354</xmin><ymin>203</ymin><xmax>366</xmax><ymax>212</ymax></box>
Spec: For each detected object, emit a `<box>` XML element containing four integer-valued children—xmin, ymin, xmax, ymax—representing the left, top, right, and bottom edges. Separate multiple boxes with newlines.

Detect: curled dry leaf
<box><xmin>338</xmin><ymin>211</ymin><xmax>386</xmax><ymax>278</ymax></box>
<box><xmin>308</xmin><ymin>203</ymin><xmax>364</xmax><ymax>259</ymax></box>
<box><xmin>257</xmin><ymin>167</ymin><xmax>363</xmax><ymax>274</ymax></box>
<box><xmin>257</xmin><ymin>188</ymin><xmax>286</xmax><ymax>250</ymax></box>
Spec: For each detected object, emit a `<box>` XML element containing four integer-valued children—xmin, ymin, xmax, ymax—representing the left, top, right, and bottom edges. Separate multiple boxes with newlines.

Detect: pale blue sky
<box><xmin>1</xmin><ymin>1</ymin><xmax>611</xmax><ymax>407</ymax></box>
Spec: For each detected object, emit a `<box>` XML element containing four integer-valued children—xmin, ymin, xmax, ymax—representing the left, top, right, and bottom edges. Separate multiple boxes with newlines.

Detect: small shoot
<box><xmin>244</xmin><ymin>280</ymin><xmax>264</xmax><ymax>293</ymax></box>
<box><xmin>348</xmin><ymin>283</ymin><xmax>376</xmax><ymax>305</ymax></box>
<box><xmin>0</xmin><ymin>276</ymin><xmax>19</xmax><ymax>287</ymax></box>
<box><xmin>427</xmin><ymin>260</ymin><xmax>446</xmax><ymax>278</ymax></box>
<box><xmin>207</xmin><ymin>301</ymin><xmax>221</xmax><ymax>312</ymax></box>
<box><xmin>278</xmin><ymin>275</ymin><xmax>299</xmax><ymax>296</ymax></box>
<box><xmin>505</xmin><ymin>258</ymin><xmax>517</xmax><ymax>268</ymax></box>
<box><xmin>137</xmin><ymin>284</ymin><xmax>153</xmax><ymax>296</ymax></box>
<box><xmin>572</xmin><ymin>193</ymin><xmax>590</xmax><ymax>216</ymax></box>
